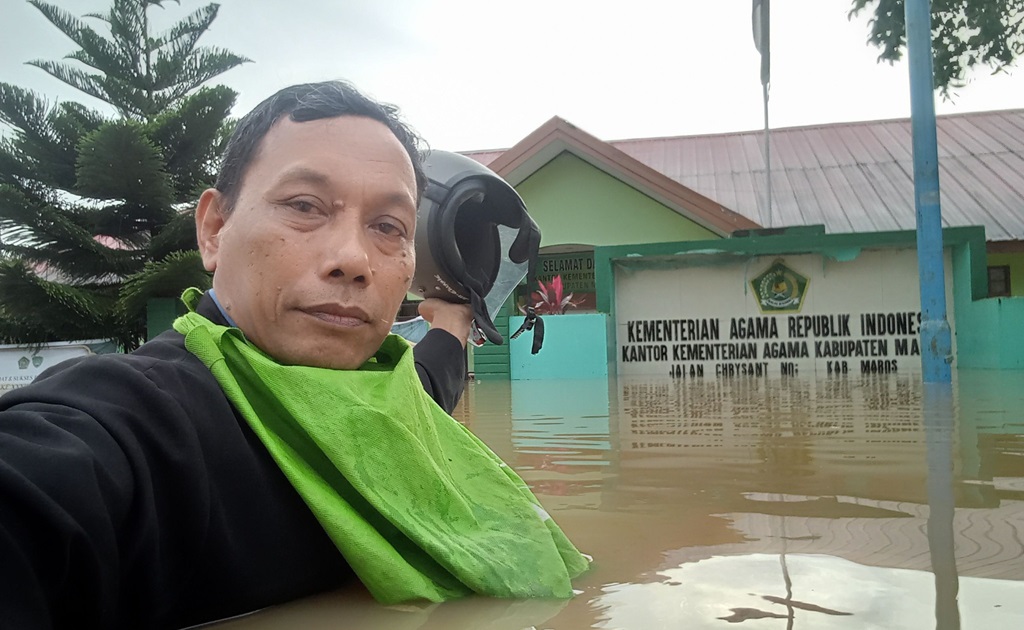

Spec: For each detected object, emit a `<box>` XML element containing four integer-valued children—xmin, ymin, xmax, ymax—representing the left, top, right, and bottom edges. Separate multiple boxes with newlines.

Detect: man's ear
<box><xmin>195</xmin><ymin>189</ymin><xmax>227</xmax><ymax>272</ymax></box>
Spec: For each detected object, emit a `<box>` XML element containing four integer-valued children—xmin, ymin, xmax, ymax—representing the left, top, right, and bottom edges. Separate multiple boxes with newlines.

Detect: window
<box><xmin>988</xmin><ymin>266</ymin><xmax>1011</xmax><ymax>297</ymax></box>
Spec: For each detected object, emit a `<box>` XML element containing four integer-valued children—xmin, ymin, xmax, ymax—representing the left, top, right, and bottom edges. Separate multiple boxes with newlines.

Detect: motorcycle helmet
<box><xmin>412</xmin><ymin>150</ymin><xmax>543</xmax><ymax>351</ymax></box>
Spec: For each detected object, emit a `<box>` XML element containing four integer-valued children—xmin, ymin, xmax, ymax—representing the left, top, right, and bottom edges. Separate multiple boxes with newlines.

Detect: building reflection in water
<box><xmin>510</xmin><ymin>378</ymin><xmax>612</xmax><ymax>508</ymax></box>
<box><xmin>454</xmin><ymin>370</ymin><xmax>1024</xmax><ymax>628</ymax></box>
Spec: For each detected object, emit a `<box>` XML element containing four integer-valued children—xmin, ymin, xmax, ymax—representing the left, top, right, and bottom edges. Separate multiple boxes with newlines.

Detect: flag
<box><xmin>752</xmin><ymin>0</ymin><xmax>770</xmax><ymax>86</ymax></box>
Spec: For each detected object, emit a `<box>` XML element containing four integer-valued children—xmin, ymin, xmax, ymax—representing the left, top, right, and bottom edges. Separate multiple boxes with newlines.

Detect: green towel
<box><xmin>172</xmin><ymin>289</ymin><xmax>588</xmax><ymax>604</ymax></box>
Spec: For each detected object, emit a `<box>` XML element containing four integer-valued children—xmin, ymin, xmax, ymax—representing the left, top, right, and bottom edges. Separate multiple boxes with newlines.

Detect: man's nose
<box><xmin>320</xmin><ymin>221</ymin><xmax>372</xmax><ymax>284</ymax></box>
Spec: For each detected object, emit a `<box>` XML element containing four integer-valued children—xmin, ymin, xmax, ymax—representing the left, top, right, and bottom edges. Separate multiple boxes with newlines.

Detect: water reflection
<box><xmin>205</xmin><ymin>589</ymin><xmax>569</xmax><ymax>629</ymax></box>
<box><xmin>923</xmin><ymin>384</ymin><xmax>959</xmax><ymax>630</ymax></box>
<box><xmin>469</xmin><ymin>371</ymin><xmax>1024</xmax><ymax>628</ymax></box>
<box><xmin>591</xmin><ymin>554</ymin><xmax>1022</xmax><ymax>629</ymax></box>
<box><xmin>511</xmin><ymin>378</ymin><xmax>611</xmax><ymax>461</ymax></box>
<box><xmin>509</xmin><ymin>379</ymin><xmax>612</xmax><ymax>507</ymax></box>
<box><xmin>212</xmin><ymin>370</ymin><xmax>1024</xmax><ymax>628</ymax></box>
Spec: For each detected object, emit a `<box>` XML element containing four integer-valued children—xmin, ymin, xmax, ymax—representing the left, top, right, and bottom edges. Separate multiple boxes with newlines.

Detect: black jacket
<box><xmin>0</xmin><ymin>294</ymin><xmax>466</xmax><ymax>629</ymax></box>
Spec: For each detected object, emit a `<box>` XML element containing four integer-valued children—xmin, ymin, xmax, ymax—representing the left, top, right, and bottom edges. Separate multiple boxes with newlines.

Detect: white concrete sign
<box><xmin>0</xmin><ymin>343</ymin><xmax>93</xmax><ymax>393</ymax></box>
<box><xmin>615</xmin><ymin>249</ymin><xmax>956</xmax><ymax>378</ymax></box>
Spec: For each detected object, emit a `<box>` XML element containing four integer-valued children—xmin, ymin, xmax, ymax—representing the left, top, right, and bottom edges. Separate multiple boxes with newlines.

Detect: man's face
<box><xmin>196</xmin><ymin>115</ymin><xmax>417</xmax><ymax>369</ymax></box>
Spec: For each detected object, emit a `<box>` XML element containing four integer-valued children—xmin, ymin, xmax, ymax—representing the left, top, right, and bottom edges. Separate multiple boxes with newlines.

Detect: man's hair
<box><xmin>214</xmin><ymin>80</ymin><xmax>427</xmax><ymax>212</ymax></box>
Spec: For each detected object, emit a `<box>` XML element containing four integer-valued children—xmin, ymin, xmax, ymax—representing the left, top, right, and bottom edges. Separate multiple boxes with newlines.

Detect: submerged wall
<box><xmin>509</xmin><ymin>313</ymin><xmax>609</xmax><ymax>380</ymax></box>
<box><xmin>953</xmin><ymin>238</ymin><xmax>1024</xmax><ymax>369</ymax></box>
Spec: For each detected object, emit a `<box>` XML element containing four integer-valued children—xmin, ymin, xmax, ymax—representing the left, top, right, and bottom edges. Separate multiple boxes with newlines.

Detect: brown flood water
<box><xmin>213</xmin><ymin>370</ymin><xmax>1024</xmax><ymax>629</ymax></box>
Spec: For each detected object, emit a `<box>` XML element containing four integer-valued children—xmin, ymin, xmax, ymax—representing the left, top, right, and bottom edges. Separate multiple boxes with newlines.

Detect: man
<box><xmin>0</xmin><ymin>81</ymin><xmax>585</xmax><ymax>629</ymax></box>
<box><xmin>193</xmin><ymin>82</ymin><xmax>470</xmax><ymax>395</ymax></box>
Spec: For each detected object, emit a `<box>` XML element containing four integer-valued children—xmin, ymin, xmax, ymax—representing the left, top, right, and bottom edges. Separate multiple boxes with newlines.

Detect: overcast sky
<box><xmin>2</xmin><ymin>0</ymin><xmax>1022</xmax><ymax>151</ymax></box>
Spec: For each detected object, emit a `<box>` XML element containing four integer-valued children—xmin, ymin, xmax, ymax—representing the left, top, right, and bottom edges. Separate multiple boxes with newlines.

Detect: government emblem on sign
<box><xmin>751</xmin><ymin>261</ymin><xmax>808</xmax><ymax>313</ymax></box>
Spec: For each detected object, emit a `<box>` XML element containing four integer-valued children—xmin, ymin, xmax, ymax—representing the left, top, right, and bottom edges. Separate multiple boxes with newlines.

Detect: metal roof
<box><xmin>466</xmin><ymin>110</ymin><xmax>1024</xmax><ymax>242</ymax></box>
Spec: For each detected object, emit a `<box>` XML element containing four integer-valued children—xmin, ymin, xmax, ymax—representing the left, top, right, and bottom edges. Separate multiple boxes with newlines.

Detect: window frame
<box><xmin>988</xmin><ymin>265</ymin><xmax>1011</xmax><ymax>298</ymax></box>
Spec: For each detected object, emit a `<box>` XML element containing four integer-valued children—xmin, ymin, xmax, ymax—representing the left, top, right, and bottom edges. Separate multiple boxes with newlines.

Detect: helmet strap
<box><xmin>508</xmin><ymin>226</ymin><xmax>544</xmax><ymax>354</ymax></box>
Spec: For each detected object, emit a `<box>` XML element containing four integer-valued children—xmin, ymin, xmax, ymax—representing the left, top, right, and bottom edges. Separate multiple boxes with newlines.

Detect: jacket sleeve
<box><xmin>411</xmin><ymin>329</ymin><xmax>467</xmax><ymax>414</ymax></box>
<box><xmin>0</xmin><ymin>398</ymin><xmax>126</xmax><ymax>629</ymax></box>
<box><xmin>0</xmin><ymin>354</ymin><xmax>213</xmax><ymax>629</ymax></box>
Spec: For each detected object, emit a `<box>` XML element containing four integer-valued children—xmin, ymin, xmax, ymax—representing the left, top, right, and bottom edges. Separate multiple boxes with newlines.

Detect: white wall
<box><xmin>615</xmin><ymin>249</ymin><xmax>956</xmax><ymax>378</ymax></box>
<box><xmin>0</xmin><ymin>343</ymin><xmax>93</xmax><ymax>393</ymax></box>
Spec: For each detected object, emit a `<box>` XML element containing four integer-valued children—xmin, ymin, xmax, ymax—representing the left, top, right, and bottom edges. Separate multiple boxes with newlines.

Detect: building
<box><xmin>463</xmin><ymin>110</ymin><xmax>1024</xmax><ymax>378</ymax></box>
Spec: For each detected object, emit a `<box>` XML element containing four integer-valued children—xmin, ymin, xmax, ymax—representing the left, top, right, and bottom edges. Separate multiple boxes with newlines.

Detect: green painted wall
<box><xmin>516</xmin><ymin>152</ymin><xmax>719</xmax><ymax>247</ymax></box>
<box><xmin>146</xmin><ymin>297</ymin><xmax>188</xmax><ymax>340</ymax></box>
<box><xmin>471</xmin><ymin>300</ymin><xmax>512</xmax><ymax>379</ymax></box>
<box><xmin>988</xmin><ymin>252</ymin><xmax>1024</xmax><ymax>296</ymax></box>
<box><xmin>956</xmin><ymin>242</ymin><xmax>1024</xmax><ymax>369</ymax></box>
<box><xmin>509</xmin><ymin>313</ymin><xmax>609</xmax><ymax>380</ymax></box>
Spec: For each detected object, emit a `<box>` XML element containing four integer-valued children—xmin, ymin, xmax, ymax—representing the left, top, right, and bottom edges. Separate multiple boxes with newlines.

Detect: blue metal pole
<box><xmin>904</xmin><ymin>0</ymin><xmax>953</xmax><ymax>383</ymax></box>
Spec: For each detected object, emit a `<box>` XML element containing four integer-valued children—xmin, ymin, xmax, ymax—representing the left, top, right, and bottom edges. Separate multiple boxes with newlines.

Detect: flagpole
<box><xmin>763</xmin><ymin>82</ymin><xmax>771</xmax><ymax>229</ymax></box>
<box><xmin>753</xmin><ymin>0</ymin><xmax>771</xmax><ymax>228</ymax></box>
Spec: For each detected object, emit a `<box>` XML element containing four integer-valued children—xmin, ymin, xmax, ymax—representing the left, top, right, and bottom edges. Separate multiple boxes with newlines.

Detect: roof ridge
<box><xmin>459</xmin><ymin>109</ymin><xmax>1024</xmax><ymax>154</ymax></box>
<box><xmin>607</xmin><ymin>108</ymin><xmax>1024</xmax><ymax>145</ymax></box>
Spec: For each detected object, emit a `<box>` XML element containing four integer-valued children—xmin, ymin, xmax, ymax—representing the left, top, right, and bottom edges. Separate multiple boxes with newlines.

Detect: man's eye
<box><xmin>374</xmin><ymin>221</ymin><xmax>405</xmax><ymax>237</ymax></box>
<box><xmin>289</xmin><ymin>200</ymin><xmax>315</xmax><ymax>213</ymax></box>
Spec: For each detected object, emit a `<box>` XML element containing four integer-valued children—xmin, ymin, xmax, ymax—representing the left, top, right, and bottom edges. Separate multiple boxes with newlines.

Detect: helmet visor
<box><xmin>483</xmin><ymin>224</ymin><xmax>531</xmax><ymax>324</ymax></box>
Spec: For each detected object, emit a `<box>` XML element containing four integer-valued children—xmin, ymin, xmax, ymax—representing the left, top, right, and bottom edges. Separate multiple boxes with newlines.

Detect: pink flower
<box><xmin>522</xmin><ymin>275</ymin><xmax>579</xmax><ymax>315</ymax></box>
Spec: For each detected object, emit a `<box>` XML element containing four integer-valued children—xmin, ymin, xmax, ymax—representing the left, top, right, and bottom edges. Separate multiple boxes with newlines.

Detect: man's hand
<box><xmin>417</xmin><ymin>299</ymin><xmax>473</xmax><ymax>348</ymax></box>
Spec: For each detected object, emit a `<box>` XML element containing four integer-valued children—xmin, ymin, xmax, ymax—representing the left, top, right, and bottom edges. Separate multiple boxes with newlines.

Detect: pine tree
<box><xmin>0</xmin><ymin>0</ymin><xmax>248</xmax><ymax>350</ymax></box>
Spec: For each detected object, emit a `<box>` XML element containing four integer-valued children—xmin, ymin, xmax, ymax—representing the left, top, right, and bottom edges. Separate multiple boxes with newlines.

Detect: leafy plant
<box><xmin>521</xmin><ymin>275</ymin><xmax>580</xmax><ymax>315</ymax></box>
<box><xmin>0</xmin><ymin>0</ymin><xmax>248</xmax><ymax>350</ymax></box>
<box><xmin>850</xmin><ymin>0</ymin><xmax>1024</xmax><ymax>98</ymax></box>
